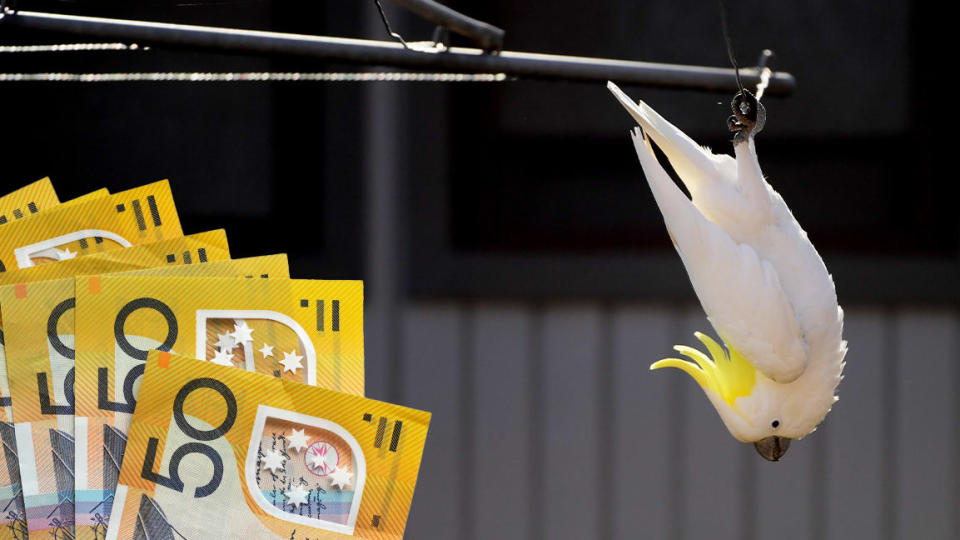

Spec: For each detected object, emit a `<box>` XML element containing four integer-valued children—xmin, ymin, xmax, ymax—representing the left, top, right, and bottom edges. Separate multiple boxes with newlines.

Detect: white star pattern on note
<box><xmin>211</xmin><ymin>348</ymin><xmax>234</xmax><ymax>366</ymax></box>
<box><xmin>284</xmin><ymin>483</ymin><xmax>310</xmax><ymax>507</ymax></box>
<box><xmin>261</xmin><ymin>449</ymin><xmax>285</xmax><ymax>474</ymax></box>
<box><xmin>287</xmin><ymin>428</ymin><xmax>310</xmax><ymax>453</ymax></box>
<box><xmin>259</xmin><ymin>343</ymin><xmax>274</xmax><ymax>359</ymax></box>
<box><xmin>232</xmin><ymin>321</ymin><xmax>254</xmax><ymax>345</ymax></box>
<box><xmin>215</xmin><ymin>332</ymin><xmax>237</xmax><ymax>352</ymax></box>
<box><xmin>58</xmin><ymin>248</ymin><xmax>77</xmax><ymax>260</ymax></box>
<box><xmin>328</xmin><ymin>466</ymin><xmax>353</xmax><ymax>490</ymax></box>
<box><xmin>279</xmin><ymin>350</ymin><xmax>304</xmax><ymax>374</ymax></box>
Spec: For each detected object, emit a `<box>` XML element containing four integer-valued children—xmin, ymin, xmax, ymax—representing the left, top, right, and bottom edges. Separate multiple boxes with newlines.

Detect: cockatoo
<box><xmin>607</xmin><ymin>81</ymin><xmax>846</xmax><ymax>461</ymax></box>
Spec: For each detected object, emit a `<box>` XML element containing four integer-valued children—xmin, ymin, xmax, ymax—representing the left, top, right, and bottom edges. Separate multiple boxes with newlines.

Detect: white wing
<box><xmin>607</xmin><ymin>82</ymin><xmax>738</xmax><ymax>198</ymax></box>
<box><xmin>626</xmin><ymin>127</ymin><xmax>809</xmax><ymax>383</ymax></box>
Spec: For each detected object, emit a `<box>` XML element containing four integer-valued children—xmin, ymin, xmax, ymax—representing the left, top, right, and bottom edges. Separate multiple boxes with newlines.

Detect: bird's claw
<box><xmin>728</xmin><ymin>90</ymin><xmax>766</xmax><ymax>142</ymax></box>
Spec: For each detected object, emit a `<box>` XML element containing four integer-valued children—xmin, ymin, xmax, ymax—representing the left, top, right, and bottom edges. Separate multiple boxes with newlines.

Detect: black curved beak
<box><xmin>754</xmin><ymin>436</ymin><xmax>791</xmax><ymax>461</ymax></box>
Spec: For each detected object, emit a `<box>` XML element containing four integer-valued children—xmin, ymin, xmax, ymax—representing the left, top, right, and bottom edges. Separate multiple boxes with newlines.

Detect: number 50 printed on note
<box><xmin>107</xmin><ymin>352</ymin><xmax>428</xmax><ymax>540</ymax></box>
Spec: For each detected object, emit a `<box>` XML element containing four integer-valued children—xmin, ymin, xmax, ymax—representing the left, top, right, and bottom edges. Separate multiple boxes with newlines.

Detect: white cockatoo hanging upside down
<box><xmin>607</xmin><ymin>82</ymin><xmax>846</xmax><ymax>461</ymax></box>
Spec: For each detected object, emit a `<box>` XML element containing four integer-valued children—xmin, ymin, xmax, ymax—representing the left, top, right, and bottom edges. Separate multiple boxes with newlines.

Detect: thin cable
<box><xmin>373</xmin><ymin>0</ymin><xmax>410</xmax><ymax>50</ymax></box>
<box><xmin>0</xmin><ymin>71</ymin><xmax>508</xmax><ymax>82</ymax></box>
<box><xmin>718</xmin><ymin>0</ymin><xmax>744</xmax><ymax>94</ymax></box>
<box><xmin>0</xmin><ymin>43</ymin><xmax>139</xmax><ymax>53</ymax></box>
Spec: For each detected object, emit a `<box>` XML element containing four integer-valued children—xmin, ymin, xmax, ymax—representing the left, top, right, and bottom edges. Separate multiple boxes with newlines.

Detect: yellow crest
<box><xmin>651</xmin><ymin>332</ymin><xmax>756</xmax><ymax>408</ymax></box>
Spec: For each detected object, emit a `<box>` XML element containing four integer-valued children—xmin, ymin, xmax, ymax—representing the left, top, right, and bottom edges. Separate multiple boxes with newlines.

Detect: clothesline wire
<box><xmin>0</xmin><ymin>32</ymin><xmax>506</xmax><ymax>82</ymax></box>
<box><xmin>0</xmin><ymin>71</ymin><xmax>509</xmax><ymax>82</ymax></box>
<box><xmin>0</xmin><ymin>4</ymin><xmax>505</xmax><ymax>83</ymax></box>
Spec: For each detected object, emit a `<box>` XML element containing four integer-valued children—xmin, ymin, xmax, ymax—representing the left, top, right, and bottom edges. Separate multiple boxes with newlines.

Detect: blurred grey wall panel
<box><xmin>823</xmin><ymin>309</ymin><xmax>884</xmax><ymax>540</ymax></box>
<box><xmin>610</xmin><ymin>306</ymin><xmax>673</xmax><ymax>539</ymax></box>
<box><xmin>542</xmin><ymin>306</ymin><xmax>603</xmax><ymax>539</ymax></box>
<box><xmin>470</xmin><ymin>305</ymin><xmax>535</xmax><ymax>539</ymax></box>
<box><xmin>393</xmin><ymin>302</ymin><xmax>957</xmax><ymax>539</ymax></box>
<box><xmin>895</xmin><ymin>311</ymin><xmax>957</xmax><ymax>538</ymax></box>
<box><xmin>399</xmin><ymin>304</ymin><xmax>463</xmax><ymax>538</ymax></box>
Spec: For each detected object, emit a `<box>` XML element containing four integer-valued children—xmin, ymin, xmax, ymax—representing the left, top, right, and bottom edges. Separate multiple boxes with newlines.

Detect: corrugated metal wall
<box><xmin>387</xmin><ymin>303</ymin><xmax>957</xmax><ymax>539</ymax></box>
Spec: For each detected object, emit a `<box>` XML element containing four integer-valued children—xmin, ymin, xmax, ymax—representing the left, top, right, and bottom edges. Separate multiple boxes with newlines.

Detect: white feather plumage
<box><xmin>609</xmin><ymin>82</ymin><xmax>846</xmax><ymax>441</ymax></box>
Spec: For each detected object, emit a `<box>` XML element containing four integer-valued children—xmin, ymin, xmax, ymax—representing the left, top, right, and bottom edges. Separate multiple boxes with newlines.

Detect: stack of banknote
<box><xmin>0</xmin><ymin>178</ymin><xmax>429</xmax><ymax>540</ymax></box>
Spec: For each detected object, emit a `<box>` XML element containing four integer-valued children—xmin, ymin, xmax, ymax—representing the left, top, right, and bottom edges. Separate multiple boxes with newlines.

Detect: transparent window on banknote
<box><xmin>198</xmin><ymin>312</ymin><xmax>317</xmax><ymax>384</ymax></box>
<box><xmin>16</xmin><ymin>231</ymin><xmax>132</xmax><ymax>268</ymax></box>
<box><xmin>247</xmin><ymin>406</ymin><xmax>366</xmax><ymax>533</ymax></box>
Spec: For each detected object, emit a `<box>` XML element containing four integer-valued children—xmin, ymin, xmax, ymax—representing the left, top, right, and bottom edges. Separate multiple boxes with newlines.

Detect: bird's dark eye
<box><xmin>771</xmin><ymin>420</ymin><xmax>780</xmax><ymax>428</ymax></box>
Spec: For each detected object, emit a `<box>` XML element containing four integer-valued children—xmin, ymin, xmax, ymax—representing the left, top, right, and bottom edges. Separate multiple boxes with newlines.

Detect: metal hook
<box><xmin>726</xmin><ymin>49</ymin><xmax>773</xmax><ymax>139</ymax></box>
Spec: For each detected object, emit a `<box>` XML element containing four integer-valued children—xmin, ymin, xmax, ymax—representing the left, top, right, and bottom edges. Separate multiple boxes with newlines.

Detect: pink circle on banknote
<box><xmin>305</xmin><ymin>440</ymin><xmax>339</xmax><ymax>477</ymax></box>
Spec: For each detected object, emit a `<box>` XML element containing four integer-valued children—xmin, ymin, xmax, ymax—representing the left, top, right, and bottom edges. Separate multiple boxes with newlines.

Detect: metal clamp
<box><xmin>387</xmin><ymin>0</ymin><xmax>504</xmax><ymax>52</ymax></box>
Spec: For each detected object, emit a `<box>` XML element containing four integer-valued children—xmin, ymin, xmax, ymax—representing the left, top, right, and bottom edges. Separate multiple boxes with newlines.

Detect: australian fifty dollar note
<box><xmin>0</xmin><ymin>235</ymin><xmax>273</xmax><ymax>539</ymax></box>
<box><xmin>0</xmin><ymin>180</ymin><xmax>180</xmax><ymax>273</ymax></box>
<box><xmin>0</xmin><ymin>177</ymin><xmax>61</xmax><ymax>538</ymax></box>
<box><xmin>73</xmin><ymin>276</ymin><xmax>363</xmax><ymax>539</ymax></box>
<box><xmin>0</xmin><ymin>180</ymin><xmax>179</xmax><ymax>446</ymax></box>
<box><xmin>0</xmin><ymin>180</ymin><xmax>121</xmax><ymax>430</ymax></box>
<box><xmin>108</xmin><ymin>351</ymin><xmax>427</xmax><ymax>540</ymax></box>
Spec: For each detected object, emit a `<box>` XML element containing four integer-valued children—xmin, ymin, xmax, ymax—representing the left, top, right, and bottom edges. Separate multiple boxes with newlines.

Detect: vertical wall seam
<box><xmin>528</xmin><ymin>303</ymin><xmax>545</xmax><ymax>540</ymax></box>
<box><xmin>809</xmin><ymin>418</ymin><xmax>828</xmax><ymax>540</ymax></box>
<box><xmin>459</xmin><ymin>304</ymin><xmax>475</xmax><ymax>540</ymax></box>
<box><xmin>362</xmin><ymin>6</ymin><xmax>405</xmax><ymax>404</ymax></box>
<box><xmin>881</xmin><ymin>306</ymin><xmax>898</xmax><ymax>540</ymax></box>
<box><xmin>953</xmin><ymin>309</ymin><xmax>960</xmax><ymax>540</ymax></box>
<box><xmin>668</xmin><ymin>307</ymin><xmax>687</xmax><ymax>540</ymax></box>
<box><xmin>739</xmin><ymin>437</ymin><xmax>756</xmax><ymax>540</ymax></box>
<box><xmin>598</xmin><ymin>303</ymin><xmax>615</xmax><ymax>539</ymax></box>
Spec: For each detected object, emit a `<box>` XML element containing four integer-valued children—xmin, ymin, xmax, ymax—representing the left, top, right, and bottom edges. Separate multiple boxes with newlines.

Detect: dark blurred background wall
<box><xmin>1</xmin><ymin>1</ymin><xmax>957</xmax><ymax>539</ymax></box>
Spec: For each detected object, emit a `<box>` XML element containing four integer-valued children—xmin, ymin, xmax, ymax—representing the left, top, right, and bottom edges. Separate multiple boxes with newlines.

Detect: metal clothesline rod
<box><xmin>0</xmin><ymin>9</ymin><xmax>795</xmax><ymax>95</ymax></box>
<box><xmin>386</xmin><ymin>0</ymin><xmax>504</xmax><ymax>51</ymax></box>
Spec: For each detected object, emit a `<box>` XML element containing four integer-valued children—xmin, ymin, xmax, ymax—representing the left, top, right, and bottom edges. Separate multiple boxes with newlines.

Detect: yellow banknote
<box><xmin>0</xmin><ymin>180</ymin><xmax>181</xmax><ymax>274</ymax></box>
<box><xmin>74</xmin><ymin>276</ymin><xmax>363</xmax><ymax>539</ymax></box>
<box><xmin>0</xmin><ymin>176</ymin><xmax>64</xmax><ymax>424</ymax></box>
<box><xmin>0</xmin><ymin>177</ymin><xmax>60</xmax><ymax>539</ymax></box>
<box><xmin>109</xmin><ymin>351</ymin><xmax>427</xmax><ymax>540</ymax></box>
<box><xmin>0</xmin><ymin>236</ymin><xmax>241</xmax><ymax>540</ymax></box>
<box><xmin>74</xmin><ymin>265</ymin><xmax>300</xmax><ymax>539</ymax></box>
<box><xmin>0</xmin><ymin>229</ymin><xmax>229</xmax><ymax>291</ymax></box>
<box><xmin>0</xmin><ymin>229</ymin><xmax>231</xmax><ymax>422</ymax></box>
<box><xmin>0</xmin><ymin>178</ymin><xmax>59</xmax><ymax>225</ymax></box>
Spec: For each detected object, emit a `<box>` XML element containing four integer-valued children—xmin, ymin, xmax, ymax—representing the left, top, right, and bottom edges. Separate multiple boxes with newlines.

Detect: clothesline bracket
<box><xmin>0</xmin><ymin>6</ymin><xmax>795</xmax><ymax>95</ymax></box>
<box><xmin>384</xmin><ymin>0</ymin><xmax>504</xmax><ymax>52</ymax></box>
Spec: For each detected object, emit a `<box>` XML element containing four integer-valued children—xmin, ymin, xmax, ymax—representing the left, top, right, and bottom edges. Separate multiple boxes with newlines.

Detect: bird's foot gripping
<box><xmin>727</xmin><ymin>90</ymin><xmax>766</xmax><ymax>142</ymax></box>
